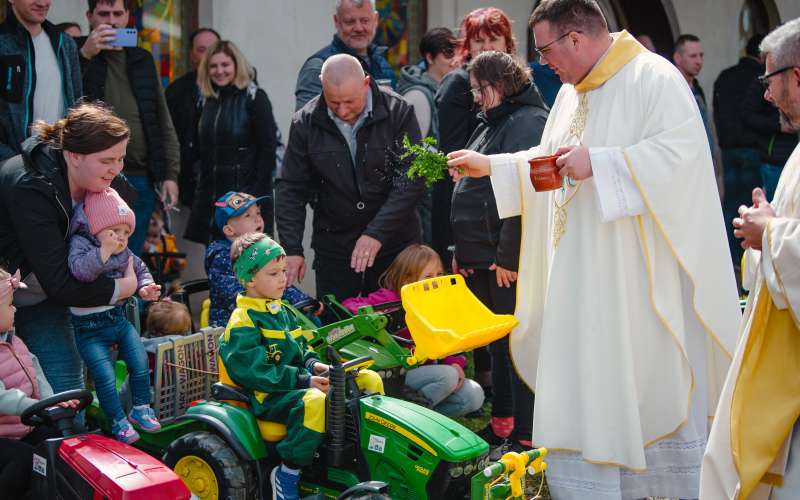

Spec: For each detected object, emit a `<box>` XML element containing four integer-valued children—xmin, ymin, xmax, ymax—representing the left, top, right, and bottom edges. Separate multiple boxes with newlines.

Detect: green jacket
<box><xmin>219</xmin><ymin>295</ymin><xmax>320</xmax><ymax>408</ymax></box>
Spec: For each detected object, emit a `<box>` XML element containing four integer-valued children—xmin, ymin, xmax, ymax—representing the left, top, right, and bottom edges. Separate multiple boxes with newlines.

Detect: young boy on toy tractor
<box><xmin>218</xmin><ymin>233</ymin><xmax>383</xmax><ymax>500</ymax></box>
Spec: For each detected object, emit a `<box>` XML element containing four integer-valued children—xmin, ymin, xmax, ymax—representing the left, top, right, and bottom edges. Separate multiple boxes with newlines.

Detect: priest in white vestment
<box><xmin>701</xmin><ymin>18</ymin><xmax>800</xmax><ymax>500</ymax></box>
<box><xmin>447</xmin><ymin>2</ymin><xmax>742</xmax><ymax>498</ymax></box>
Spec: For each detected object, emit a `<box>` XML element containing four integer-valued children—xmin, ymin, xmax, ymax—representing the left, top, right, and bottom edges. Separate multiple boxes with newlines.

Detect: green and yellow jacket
<box><xmin>219</xmin><ymin>295</ymin><xmax>320</xmax><ymax>407</ymax></box>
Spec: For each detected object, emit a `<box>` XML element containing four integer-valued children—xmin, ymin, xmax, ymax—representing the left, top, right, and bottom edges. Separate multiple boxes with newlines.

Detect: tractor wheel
<box><xmin>164</xmin><ymin>431</ymin><xmax>256</xmax><ymax>500</ymax></box>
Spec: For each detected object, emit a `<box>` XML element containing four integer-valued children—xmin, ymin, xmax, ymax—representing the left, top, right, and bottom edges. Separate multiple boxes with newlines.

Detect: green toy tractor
<box><xmin>162</xmin><ymin>347</ymin><xmax>489</xmax><ymax>499</ymax></box>
<box><xmin>85</xmin><ymin>275</ymin><xmax>548</xmax><ymax>498</ymax></box>
<box><xmin>297</xmin><ymin>298</ymin><xmax>414</xmax><ymax>396</ymax></box>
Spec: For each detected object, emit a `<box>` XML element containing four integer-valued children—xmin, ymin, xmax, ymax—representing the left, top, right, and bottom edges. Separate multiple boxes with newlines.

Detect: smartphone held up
<box><xmin>110</xmin><ymin>28</ymin><xmax>138</xmax><ymax>48</ymax></box>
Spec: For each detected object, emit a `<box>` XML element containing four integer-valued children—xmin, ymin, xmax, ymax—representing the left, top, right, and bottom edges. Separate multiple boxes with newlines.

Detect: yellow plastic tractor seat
<box><xmin>217</xmin><ymin>356</ymin><xmax>287</xmax><ymax>442</ymax></box>
<box><xmin>401</xmin><ymin>274</ymin><xmax>519</xmax><ymax>364</ymax></box>
<box><xmin>256</xmin><ymin>420</ymin><xmax>287</xmax><ymax>441</ymax></box>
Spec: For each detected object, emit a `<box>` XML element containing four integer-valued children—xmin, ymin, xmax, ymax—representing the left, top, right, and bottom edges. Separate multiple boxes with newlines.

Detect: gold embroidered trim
<box><xmin>553</xmin><ymin>93</ymin><xmax>588</xmax><ymax>248</ymax></box>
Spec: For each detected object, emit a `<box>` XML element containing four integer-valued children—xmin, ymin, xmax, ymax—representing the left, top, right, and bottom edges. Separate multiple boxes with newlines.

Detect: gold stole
<box><xmin>731</xmin><ymin>285</ymin><xmax>800</xmax><ymax>498</ymax></box>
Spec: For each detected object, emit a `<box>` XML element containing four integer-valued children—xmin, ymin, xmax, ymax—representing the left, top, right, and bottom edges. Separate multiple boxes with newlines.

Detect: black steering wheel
<box><xmin>20</xmin><ymin>389</ymin><xmax>94</xmax><ymax>431</ymax></box>
<box><xmin>293</xmin><ymin>297</ymin><xmax>322</xmax><ymax>317</ymax></box>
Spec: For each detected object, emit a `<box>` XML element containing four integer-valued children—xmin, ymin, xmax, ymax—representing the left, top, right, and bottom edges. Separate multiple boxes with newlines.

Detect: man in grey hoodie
<box><xmin>397</xmin><ymin>27</ymin><xmax>458</xmax><ymax>140</ymax></box>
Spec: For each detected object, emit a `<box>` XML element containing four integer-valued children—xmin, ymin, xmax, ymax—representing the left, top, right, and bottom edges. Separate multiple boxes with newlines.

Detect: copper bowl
<box><xmin>528</xmin><ymin>154</ymin><xmax>562</xmax><ymax>192</ymax></box>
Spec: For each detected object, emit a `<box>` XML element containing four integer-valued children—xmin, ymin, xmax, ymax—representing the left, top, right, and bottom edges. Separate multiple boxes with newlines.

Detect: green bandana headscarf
<box><xmin>233</xmin><ymin>237</ymin><xmax>286</xmax><ymax>286</ymax></box>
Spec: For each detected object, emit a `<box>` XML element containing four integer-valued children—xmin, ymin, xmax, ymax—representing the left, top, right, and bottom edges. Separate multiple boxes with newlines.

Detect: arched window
<box><xmin>739</xmin><ymin>0</ymin><xmax>780</xmax><ymax>54</ymax></box>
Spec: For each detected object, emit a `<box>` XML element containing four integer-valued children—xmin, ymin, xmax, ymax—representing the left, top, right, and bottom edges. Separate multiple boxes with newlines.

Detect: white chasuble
<box><xmin>702</xmin><ymin>144</ymin><xmax>800</xmax><ymax>500</ymax></box>
<box><xmin>488</xmin><ymin>31</ymin><xmax>741</xmax><ymax>499</ymax></box>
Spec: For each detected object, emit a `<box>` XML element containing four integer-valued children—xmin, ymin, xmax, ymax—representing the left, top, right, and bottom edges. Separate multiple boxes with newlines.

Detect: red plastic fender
<box><xmin>58</xmin><ymin>434</ymin><xmax>190</xmax><ymax>499</ymax></box>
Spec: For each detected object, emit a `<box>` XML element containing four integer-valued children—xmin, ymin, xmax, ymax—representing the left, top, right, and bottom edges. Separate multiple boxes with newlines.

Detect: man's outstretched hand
<box><xmin>733</xmin><ymin>187</ymin><xmax>775</xmax><ymax>250</ymax></box>
<box><xmin>447</xmin><ymin>150</ymin><xmax>491</xmax><ymax>181</ymax></box>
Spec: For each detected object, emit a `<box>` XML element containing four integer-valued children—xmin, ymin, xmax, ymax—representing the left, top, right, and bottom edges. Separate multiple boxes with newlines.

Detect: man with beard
<box><xmin>701</xmin><ymin>17</ymin><xmax>800</xmax><ymax>500</ymax></box>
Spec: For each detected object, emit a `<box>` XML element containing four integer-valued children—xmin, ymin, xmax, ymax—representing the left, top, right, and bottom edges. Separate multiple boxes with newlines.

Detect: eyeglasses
<box><xmin>534</xmin><ymin>31</ymin><xmax>581</xmax><ymax>59</ymax></box>
<box><xmin>469</xmin><ymin>84</ymin><xmax>492</xmax><ymax>97</ymax></box>
<box><xmin>758</xmin><ymin>66</ymin><xmax>797</xmax><ymax>90</ymax></box>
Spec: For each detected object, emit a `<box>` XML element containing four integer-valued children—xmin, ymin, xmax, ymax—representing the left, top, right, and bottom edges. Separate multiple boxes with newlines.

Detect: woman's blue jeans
<box><xmin>73</xmin><ymin>307</ymin><xmax>151</xmax><ymax>424</ymax></box>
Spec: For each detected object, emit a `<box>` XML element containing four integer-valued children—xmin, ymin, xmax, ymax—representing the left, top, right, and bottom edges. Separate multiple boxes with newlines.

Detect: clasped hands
<box><xmin>733</xmin><ymin>187</ymin><xmax>775</xmax><ymax>251</ymax></box>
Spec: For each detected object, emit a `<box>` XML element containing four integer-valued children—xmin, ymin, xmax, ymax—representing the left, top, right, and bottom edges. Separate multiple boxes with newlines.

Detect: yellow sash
<box><xmin>731</xmin><ymin>285</ymin><xmax>800</xmax><ymax>498</ymax></box>
<box><xmin>573</xmin><ymin>30</ymin><xmax>646</xmax><ymax>94</ymax></box>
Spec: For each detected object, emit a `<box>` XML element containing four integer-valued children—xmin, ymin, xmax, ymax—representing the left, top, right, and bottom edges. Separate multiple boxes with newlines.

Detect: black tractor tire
<box><xmin>163</xmin><ymin>431</ymin><xmax>256</xmax><ymax>500</ymax></box>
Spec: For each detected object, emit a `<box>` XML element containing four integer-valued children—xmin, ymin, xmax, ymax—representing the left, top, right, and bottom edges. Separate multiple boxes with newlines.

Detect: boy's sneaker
<box><xmin>270</xmin><ymin>464</ymin><xmax>300</xmax><ymax>500</ymax></box>
<box><xmin>128</xmin><ymin>406</ymin><xmax>161</xmax><ymax>432</ymax></box>
<box><xmin>112</xmin><ymin>419</ymin><xmax>140</xmax><ymax>444</ymax></box>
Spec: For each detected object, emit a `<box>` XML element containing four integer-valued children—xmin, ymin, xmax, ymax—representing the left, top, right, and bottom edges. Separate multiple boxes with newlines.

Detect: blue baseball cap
<box><xmin>214</xmin><ymin>192</ymin><xmax>269</xmax><ymax>230</ymax></box>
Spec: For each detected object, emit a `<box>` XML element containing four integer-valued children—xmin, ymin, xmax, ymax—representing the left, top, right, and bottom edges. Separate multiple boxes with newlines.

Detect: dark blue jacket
<box><xmin>205</xmin><ymin>239</ymin><xmax>314</xmax><ymax>328</ymax></box>
<box><xmin>294</xmin><ymin>35</ymin><xmax>396</xmax><ymax>111</ymax></box>
<box><xmin>0</xmin><ymin>11</ymin><xmax>82</xmax><ymax>161</ymax></box>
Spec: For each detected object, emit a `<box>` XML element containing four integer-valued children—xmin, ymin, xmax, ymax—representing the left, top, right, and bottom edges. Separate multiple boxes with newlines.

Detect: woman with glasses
<box><xmin>450</xmin><ymin>50</ymin><xmax>548</xmax><ymax>458</ymax></box>
<box><xmin>185</xmin><ymin>40</ymin><xmax>278</xmax><ymax>244</ymax></box>
<box><xmin>432</xmin><ymin>9</ymin><xmax>518</xmax><ymax>400</ymax></box>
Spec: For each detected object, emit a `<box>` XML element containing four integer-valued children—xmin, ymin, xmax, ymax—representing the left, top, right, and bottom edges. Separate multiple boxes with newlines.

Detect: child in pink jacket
<box><xmin>343</xmin><ymin>245</ymin><xmax>483</xmax><ymax>417</ymax></box>
<box><xmin>0</xmin><ymin>267</ymin><xmax>79</xmax><ymax>496</ymax></box>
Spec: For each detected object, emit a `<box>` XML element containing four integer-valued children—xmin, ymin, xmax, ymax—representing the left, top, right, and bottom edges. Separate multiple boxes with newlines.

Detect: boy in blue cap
<box><xmin>206</xmin><ymin>192</ymin><xmax>319</xmax><ymax>327</ymax></box>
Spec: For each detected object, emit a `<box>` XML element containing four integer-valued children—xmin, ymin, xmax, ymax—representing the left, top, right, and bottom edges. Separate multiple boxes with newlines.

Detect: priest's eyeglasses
<box><xmin>758</xmin><ymin>66</ymin><xmax>798</xmax><ymax>90</ymax></box>
<box><xmin>534</xmin><ymin>31</ymin><xmax>582</xmax><ymax>59</ymax></box>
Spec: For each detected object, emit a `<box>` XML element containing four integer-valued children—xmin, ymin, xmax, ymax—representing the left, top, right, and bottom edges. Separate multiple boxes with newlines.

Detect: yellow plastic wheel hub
<box><xmin>175</xmin><ymin>455</ymin><xmax>219</xmax><ymax>500</ymax></box>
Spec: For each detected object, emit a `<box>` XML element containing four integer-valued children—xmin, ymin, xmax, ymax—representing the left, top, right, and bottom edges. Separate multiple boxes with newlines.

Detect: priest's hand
<box><xmin>555</xmin><ymin>145</ymin><xmax>593</xmax><ymax>180</ymax></box>
<box><xmin>733</xmin><ymin>188</ymin><xmax>775</xmax><ymax>250</ymax></box>
<box><xmin>447</xmin><ymin>150</ymin><xmax>491</xmax><ymax>181</ymax></box>
<box><xmin>490</xmin><ymin>263</ymin><xmax>517</xmax><ymax>288</ymax></box>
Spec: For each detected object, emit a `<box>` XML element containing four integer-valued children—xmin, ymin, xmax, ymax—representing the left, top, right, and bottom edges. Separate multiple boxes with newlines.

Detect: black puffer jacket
<box><xmin>276</xmin><ymin>80</ymin><xmax>424</xmax><ymax>260</ymax></box>
<box><xmin>185</xmin><ymin>83</ymin><xmax>277</xmax><ymax>244</ymax></box>
<box><xmin>713</xmin><ymin>57</ymin><xmax>763</xmax><ymax>149</ymax></box>
<box><xmin>451</xmin><ymin>83</ymin><xmax>548</xmax><ymax>270</ymax></box>
<box><xmin>0</xmin><ymin>137</ymin><xmax>135</xmax><ymax>307</ymax></box>
<box><xmin>165</xmin><ymin>70</ymin><xmax>202</xmax><ymax>207</ymax></box>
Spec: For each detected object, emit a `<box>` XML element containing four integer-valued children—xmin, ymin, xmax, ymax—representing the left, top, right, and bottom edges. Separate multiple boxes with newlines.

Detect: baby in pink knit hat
<box><xmin>66</xmin><ymin>188</ymin><xmax>162</xmax><ymax>444</ymax></box>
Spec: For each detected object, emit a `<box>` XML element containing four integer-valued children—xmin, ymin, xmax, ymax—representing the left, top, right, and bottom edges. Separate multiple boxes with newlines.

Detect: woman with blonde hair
<box><xmin>185</xmin><ymin>40</ymin><xmax>278</xmax><ymax>244</ymax></box>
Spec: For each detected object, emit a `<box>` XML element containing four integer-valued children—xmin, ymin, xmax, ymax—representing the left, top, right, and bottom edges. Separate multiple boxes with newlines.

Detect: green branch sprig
<box><xmin>400</xmin><ymin>135</ymin><xmax>456</xmax><ymax>188</ymax></box>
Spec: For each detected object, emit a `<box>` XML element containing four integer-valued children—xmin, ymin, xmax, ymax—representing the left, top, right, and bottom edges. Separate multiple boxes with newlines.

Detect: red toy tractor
<box><xmin>22</xmin><ymin>389</ymin><xmax>190</xmax><ymax>500</ymax></box>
